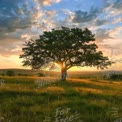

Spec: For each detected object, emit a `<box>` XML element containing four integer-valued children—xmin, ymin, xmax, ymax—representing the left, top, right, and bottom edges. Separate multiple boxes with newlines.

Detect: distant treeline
<box><xmin>0</xmin><ymin>69</ymin><xmax>44</xmax><ymax>77</ymax></box>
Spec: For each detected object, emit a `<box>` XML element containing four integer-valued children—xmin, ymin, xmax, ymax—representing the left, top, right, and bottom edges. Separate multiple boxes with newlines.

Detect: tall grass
<box><xmin>0</xmin><ymin>75</ymin><xmax>122</xmax><ymax>122</ymax></box>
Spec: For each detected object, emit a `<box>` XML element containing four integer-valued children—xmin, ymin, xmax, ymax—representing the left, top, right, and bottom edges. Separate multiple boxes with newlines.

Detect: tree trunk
<box><xmin>60</xmin><ymin>68</ymin><xmax>67</xmax><ymax>81</ymax></box>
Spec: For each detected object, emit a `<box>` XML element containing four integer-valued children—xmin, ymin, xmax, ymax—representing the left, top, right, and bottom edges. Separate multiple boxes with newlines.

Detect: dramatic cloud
<box><xmin>0</xmin><ymin>0</ymin><xmax>27</xmax><ymax>33</ymax></box>
<box><xmin>73</xmin><ymin>8</ymin><xmax>101</xmax><ymax>23</ymax></box>
<box><xmin>112</xmin><ymin>0</ymin><xmax>122</xmax><ymax>11</ymax></box>
<box><xmin>0</xmin><ymin>0</ymin><xmax>59</xmax><ymax>57</ymax></box>
<box><xmin>0</xmin><ymin>0</ymin><xmax>44</xmax><ymax>39</ymax></box>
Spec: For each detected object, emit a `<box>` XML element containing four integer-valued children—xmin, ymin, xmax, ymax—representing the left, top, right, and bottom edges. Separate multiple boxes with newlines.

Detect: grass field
<box><xmin>0</xmin><ymin>70</ymin><xmax>122</xmax><ymax>122</ymax></box>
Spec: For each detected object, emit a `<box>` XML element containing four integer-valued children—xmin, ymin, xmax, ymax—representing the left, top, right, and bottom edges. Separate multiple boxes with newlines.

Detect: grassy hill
<box><xmin>0</xmin><ymin>75</ymin><xmax>122</xmax><ymax>122</ymax></box>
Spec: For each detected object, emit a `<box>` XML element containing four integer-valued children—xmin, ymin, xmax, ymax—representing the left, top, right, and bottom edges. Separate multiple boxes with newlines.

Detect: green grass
<box><xmin>0</xmin><ymin>76</ymin><xmax>122</xmax><ymax>122</ymax></box>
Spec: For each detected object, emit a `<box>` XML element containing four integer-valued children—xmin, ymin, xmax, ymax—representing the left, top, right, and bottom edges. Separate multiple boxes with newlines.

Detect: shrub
<box><xmin>110</xmin><ymin>74</ymin><xmax>122</xmax><ymax>80</ymax></box>
<box><xmin>37</xmin><ymin>73</ymin><xmax>45</xmax><ymax>77</ymax></box>
<box><xmin>18</xmin><ymin>73</ymin><xmax>29</xmax><ymax>76</ymax></box>
<box><xmin>18</xmin><ymin>73</ymin><xmax>23</xmax><ymax>76</ymax></box>
<box><xmin>0</xmin><ymin>73</ymin><xmax>5</xmax><ymax>76</ymax></box>
<box><xmin>6</xmin><ymin>70</ymin><xmax>15</xmax><ymax>76</ymax></box>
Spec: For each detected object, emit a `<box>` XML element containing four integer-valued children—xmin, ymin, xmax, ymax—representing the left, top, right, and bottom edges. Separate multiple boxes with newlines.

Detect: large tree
<box><xmin>20</xmin><ymin>27</ymin><xmax>112</xmax><ymax>80</ymax></box>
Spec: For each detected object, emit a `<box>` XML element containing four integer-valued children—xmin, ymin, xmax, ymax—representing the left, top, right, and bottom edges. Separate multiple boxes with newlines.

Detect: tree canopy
<box><xmin>20</xmin><ymin>27</ymin><xmax>112</xmax><ymax>80</ymax></box>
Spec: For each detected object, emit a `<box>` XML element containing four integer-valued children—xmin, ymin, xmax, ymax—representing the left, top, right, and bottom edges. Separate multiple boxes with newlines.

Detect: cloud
<box><xmin>102</xmin><ymin>38</ymin><xmax>122</xmax><ymax>47</ymax></box>
<box><xmin>95</xmin><ymin>29</ymin><xmax>112</xmax><ymax>42</ymax></box>
<box><xmin>73</xmin><ymin>7</ymin><xmax>101</xmax><ymax>23</ymax></box>
<box><xmin>96</xmin><ymin>27</ymin><xmax>122</xmax><ymax>63</ymax></box>
<box><xmin>108</xmin><ymin>27</ymin><xmax>122</xmax><ymax>38</ymax></box>
<box><xmin>95</xmin><ymin>26</ymin><xmax>122</xmax><ymax>46</ymax></box>
<box><xmin>112</xmin><ymin>17</ymin><xmax>122</xmax><ymax>24</ymax></box>
<box><xmin>0</xmin><ymin>0</ymin><xmax>44</xmax><ymax>39</ymax></box>
<box><xmin>94</xmin><ymin>19</ymin><xmax>107</xmax><ymax>26</ymax></box>
<box><xmin>0</xmin><ymin>0</ymin><xmax>60</xmax><ymax>40</ymax></box>
<box><xmin>0</xmin><ymin>0</ymin><xmax>59</xmax><ymax>58</ymax></box>
<box><xmin>60</xmin><ymin>9</ymin><xmax>75</xmax><ymax>22</ymax></box>
<box><xmin>0</xmin><ymin>0</ymin><xmax>27</xmax><ymax>32</ymax></box>
<box><xmin>112</xmin><ymin>0</ymin><xmax>122</xmax><ymax>11</ymax></box>
<box><xmin>36</xmin><ymin>0</ymin><xmax>61</xmax><ymax>6</ymax></box>
<box><xmin>0</xmin><ymin>38</ymin><xmax>22</xmax><ymax>57</ymax></box>
<box><xmin>53</xmin><ymin>9</ymin><xmax>77</xmax><ymax>28</ymax></box>
<box><xmin>103</xmin><ymin>0</ymin><xmax>122</xmax><ymax>19</ymax></box>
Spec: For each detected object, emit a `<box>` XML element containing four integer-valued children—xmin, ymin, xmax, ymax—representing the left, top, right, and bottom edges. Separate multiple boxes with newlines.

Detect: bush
<box><xmin>18</xmin><ymin>73</ymin><xmax>23</xmax><ymax>76</ymax></box>
<box><xmin>0</xmin><ymin>73</ymin><xmax>5</xmax><ymax>76</ymax></box>
<box><xmin>18</xmin><ymin>73</ymin><xmax>29</xmax><ymax>76</ymax></box>
<box><xmin>110</xmin><ymin>74</ymin><xmax>122</xmax><ymax>80</ymax></box>
<box><xmin>6</xmin><ymin>70</ymin><xmax>15</xmax><ymax>76</ymax></box>
<box><xmin>37</xmin><ymin>73</ymin><xmax>45</xmax><ymax>77</ymax></box>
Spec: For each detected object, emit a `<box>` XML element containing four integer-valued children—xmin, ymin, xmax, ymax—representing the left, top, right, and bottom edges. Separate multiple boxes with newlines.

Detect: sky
<box><xmin>0</xmin><ymin>0</ymin><xmax>122</xmax><ymax>71</ymax></box>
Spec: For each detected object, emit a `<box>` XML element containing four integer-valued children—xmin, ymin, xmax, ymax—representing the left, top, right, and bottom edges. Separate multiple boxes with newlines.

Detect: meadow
<box><xmin>0</xmin><ymin>69</ymin><xmax>122</xmax><ymax>122</ymax></box>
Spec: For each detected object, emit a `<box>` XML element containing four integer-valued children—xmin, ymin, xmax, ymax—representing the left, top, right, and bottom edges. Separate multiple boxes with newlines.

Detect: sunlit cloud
<box><xmin>35</xmin><ymin>0</ymin><xmax>61</xmax><ymax>6</ymax></box>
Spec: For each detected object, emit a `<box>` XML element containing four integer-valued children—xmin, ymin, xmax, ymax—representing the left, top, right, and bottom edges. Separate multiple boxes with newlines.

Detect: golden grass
<box><xmin>74</xmin><ymin>87</ymin><xmax>104</xmax><ymax>95</ymax></box>
<box><xmin>44</xmin><ymin>86</ymin><xmax>65</xmax><ymax>93</ymax></box>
